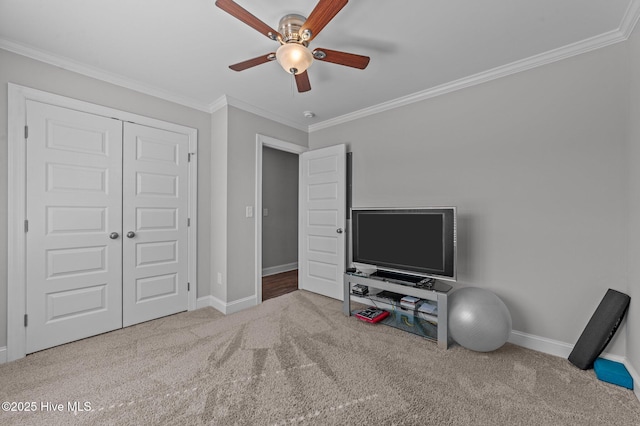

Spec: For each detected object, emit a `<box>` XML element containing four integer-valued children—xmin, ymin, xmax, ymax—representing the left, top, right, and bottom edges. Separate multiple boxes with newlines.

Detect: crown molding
<box><xmin>208</xmin><ymin>95</ymin><xmax>308</xmax><ymax>132</ymax></box>
<box><xmin>209</xmin><ymin>95</ymin><xmax>228</xmax><ymax>114</ymax></box>
<box><xmin>0</xmin><ymin>38</ymin><xmax>212</xmax><ymax>113</ymax></box>
<box><xmin>308</xmin><ymin>30</ymin><xmax>626</xmax><ymax>132</ymax></box>
<box><xmin>4</xmin><ymin>0</ymin><xmax>640</xmax><ymax>135</ymax></box>
<box><xmin>0</xmin><ymin>38</ymin><xmax>306</xmax><ymax>133</ymax></box>
<box><xmin>621</xmin><ymin>0</ymin><xmax>640</xmax><ymax>38</ymax></box>
<box><xmin>309</xmin><ymin>0</ymin><xmax>640</xmax><ymax>133</ymax></box>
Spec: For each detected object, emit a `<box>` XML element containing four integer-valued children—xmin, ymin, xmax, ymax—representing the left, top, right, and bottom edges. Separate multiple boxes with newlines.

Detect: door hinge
<box><xmin>188</xmin><ymin>152</ymin><xmax>195</xmax><ymax>162</ymax></box>
<box><xmin>24</xmin><ymin>314</ymin><xmax>28</xmax><ymax>327</ymax></box>
<box><xmin>24</xmin><ymin>219</ymin><xmax>29</xmax><ymax>232</ymax></box>
<box><xmin>187</xmin><ymin>282</ymin><xmax>190</xmax><ymax>292</ymax></box>
<box><xmin>187</xmin><ymin>218</ymin><xmax>191</xmax><ymax>227</ymax></box>
<box><xmin>24</xmin><ymin>125</ymin><xmax>29</xmax><ymax>139</ymax></box>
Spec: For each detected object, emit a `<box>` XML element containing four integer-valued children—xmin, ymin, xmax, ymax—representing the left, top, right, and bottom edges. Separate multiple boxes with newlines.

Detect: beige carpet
<box><xmin>1</xmin><ymin>290</ymin><xmax>639</xmax><ymax>425</ymax></box>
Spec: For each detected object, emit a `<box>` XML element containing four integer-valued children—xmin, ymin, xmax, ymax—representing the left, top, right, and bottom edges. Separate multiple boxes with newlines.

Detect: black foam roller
<box><xmin>568</xmin><ymin>289</ymin><xmax>630</xmax><ymax>370</ymax></box>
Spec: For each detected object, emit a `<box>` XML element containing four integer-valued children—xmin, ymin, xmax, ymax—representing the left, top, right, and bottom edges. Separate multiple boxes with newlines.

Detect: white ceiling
<box><xmin>1</xmin><ymin>0</ymin><xmax>639</xmax><ymax>131</ymax></box>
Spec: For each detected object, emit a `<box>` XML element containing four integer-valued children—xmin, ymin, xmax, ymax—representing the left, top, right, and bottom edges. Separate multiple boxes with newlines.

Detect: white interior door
<box><xmin>122</xmin><ymin>123</ymin><xmax>190</xmax><ymax>326</ymax></box>
<box><xmin>25</xmin><ymin>101</ymin><xmax>123</xmax><ymax>353</ymax></box>
<box><xmin>299</xmin><ymin>144</ymin><xmax>346</xmax><ymax>300</ymax></box>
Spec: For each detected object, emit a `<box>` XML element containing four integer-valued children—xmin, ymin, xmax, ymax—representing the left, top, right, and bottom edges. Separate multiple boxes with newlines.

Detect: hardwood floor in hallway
<box><xmin>262</xmin><ymin>270</ymin><xmax>298</xmax><ymax>301</ymax></box>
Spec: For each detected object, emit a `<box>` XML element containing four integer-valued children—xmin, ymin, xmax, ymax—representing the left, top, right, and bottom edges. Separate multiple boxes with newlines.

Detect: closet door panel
<box><xmin>122</xmin><ymin>122</ymin><xmax>189</xmax><ymax>326</ymax></box>
<box><xmin>25</xmin><ymin>100</ymin><xmax>123</xmax><ymax>353</ymax></box>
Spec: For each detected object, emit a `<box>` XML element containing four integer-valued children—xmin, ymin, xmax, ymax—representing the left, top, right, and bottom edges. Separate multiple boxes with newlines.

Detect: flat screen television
<box><xmin>351</xmin><ymin>207</ymin><xmax>457</xmax><ymax>282</ymax></box>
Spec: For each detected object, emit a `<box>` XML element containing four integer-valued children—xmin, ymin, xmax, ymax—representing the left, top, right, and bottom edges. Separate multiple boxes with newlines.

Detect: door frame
<box><xmin>7</xmin><ymin>83</ymin><xmax>198</xmax><ymax>361</ymax></box>
<box><xmin>254</xmin><ymin>134</ymin><xmax>307</xmax><ymax>304</ymax></box>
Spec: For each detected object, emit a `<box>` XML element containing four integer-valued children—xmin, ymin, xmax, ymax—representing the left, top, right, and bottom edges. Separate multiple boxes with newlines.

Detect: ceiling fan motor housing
<box><xmin>278</xmin><ymin>14</ymin><xmax>307</xmax><ymax>44</ymax></box>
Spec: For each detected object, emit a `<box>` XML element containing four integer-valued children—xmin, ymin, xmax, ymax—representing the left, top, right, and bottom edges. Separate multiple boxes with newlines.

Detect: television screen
<box><xmin>351</xmin><ymin>208</ymin><xmax>456</xmax><ymax>281</ymax></box>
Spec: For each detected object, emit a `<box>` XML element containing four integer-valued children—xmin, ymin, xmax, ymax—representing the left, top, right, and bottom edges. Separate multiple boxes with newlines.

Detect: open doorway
<box><xmin>261</xmin><ymin>146</ymin><xmax>299</xmax><ymax>300</ymax></box>
<box><xmin>255</xmin><ymin>135</ymin><xmax>308</xmax><ymax>303</ymax></box>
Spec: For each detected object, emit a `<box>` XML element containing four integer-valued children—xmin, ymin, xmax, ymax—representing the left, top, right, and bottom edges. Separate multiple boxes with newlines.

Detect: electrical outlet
<box><xmin>217</xmin><ymin>272</ymin><xmax>222</xmax><ymax>285</ymax></box>
<box><xmin>245</xmin><ymin>206</ymin><xmax>253</xmax><ymax>218</ymax></box>
<box><xmin>263</xmin><ymin>208</ymin><xmax>268</xmax><ymax>217</ymax></box>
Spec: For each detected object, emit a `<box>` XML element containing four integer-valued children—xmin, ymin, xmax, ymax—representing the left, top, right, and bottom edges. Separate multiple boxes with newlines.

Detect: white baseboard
<box><xmin>262</xmin><ymin>262</ymin><xmax>298</xmax><ymax>277</ymax></box>
<box><xmin>196</xmin><ymin>294</ymin><xmax>258</xmax><ymax>315</ymax></box>
<box><xmin>209</xmin><ymin>295</ymin><xmax>227</xmax><ymax>313</ymax></box>
<box><xmin>196</xmin><ymin>295</ymin><xmax>214</xmax><ymax>310</ymax></box>
<box><xmin>225</xmin><ymin>295</ymin><xmax>258</xmax><ymax>314</ymax></box>
<box><xmin>0</xmin><ymin>346</ymin><xmax>7</xmax><ymax>364</ymax></box>
<box><xmin>196</xmin><ymin>295</ymin><xmax>226</xmax><ymax>313</ymax></box>
<box><xmin>623</xmin><ymin>359</ymin><xmax>640</xmax><ymax>401</ymax></box>
<box><xmin>510</xmin><ymin>329</ymin><xmax>639</xmax><ymax>402</ymax></box>
<box><xmin>509</xmin><ymin>330</ymin><xmax>574</xmax><ymax>358</ymax></box>
<box><xmin>510</xmin><ymin>329</ymin><xmax>626</xmax><ymax>362</ymax></box>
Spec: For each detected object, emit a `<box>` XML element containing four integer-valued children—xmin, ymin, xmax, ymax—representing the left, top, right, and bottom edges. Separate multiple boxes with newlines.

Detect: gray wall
<box><xmin>310</xmin><ymin>41</ymin><xmax>630</xmax><ymax>356</ymax></box>
<box><xmin>627</xmin><ymin>23</ymin><xmax>640</xmax><ymax>384</ymax></box>
<box><xmin>262</xmin><ymin>147</ymin><xmax>298</xmax><ymax>271</ymax></box>
<box><xmin>0</xmin><ymin>49</ymin><xmax>212</xmax><ymax>348</ymax></box>
<box><xmin>211</xmin><ymin>107</ymin><xmax>228</xmax><ymax>302</ymax></box>
<box><xmin>224</xmin><ymin>106</ymin><xmax>307</xmax><ymax>302</ymax></box>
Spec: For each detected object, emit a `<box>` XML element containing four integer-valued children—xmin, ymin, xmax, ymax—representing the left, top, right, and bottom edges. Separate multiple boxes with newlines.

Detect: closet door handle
<box><xmin>126</xmin><ymin>231</ymin><xmax>136</xmax><ymax>238</ymax></box>
<box><xmin>109</xmin><ymin>232</ymin><xmax>119</xmax><ymax>240</ymax></box>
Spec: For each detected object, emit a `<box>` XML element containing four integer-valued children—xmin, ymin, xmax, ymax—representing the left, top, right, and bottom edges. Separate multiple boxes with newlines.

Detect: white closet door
<box><xmin>25</xmin><ymin>101</ymin><xmax>123</xmax><ymax>353</ymax></box>
<box><xmin>299</xmin><ymin>144</ymin><xmax>346</xmax><ymax>300</ymax></box>
<box><xmin>122</xmin><ymin>123</ymin><xmax>190</xmax><ymax>326</ymax></box>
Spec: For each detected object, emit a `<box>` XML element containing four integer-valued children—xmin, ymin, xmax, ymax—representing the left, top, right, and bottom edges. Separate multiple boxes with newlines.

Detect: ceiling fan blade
<box><xmin>299</xmin><ymin>0</ymin><xmax>348</xmax><ymax>42</ymax></box>
<box><xmin>229</xmin><ymin>53</ymin><xmax>276</xmax><ymax>71</ymax></box>
<box><xmin>215</xmin><ymin>0</ymin><xmax>282</xmax><ymax>41</ymax></box>
<box><xmin>295</xmin><ymin>71</ymin><xmax>311</xmax><ymax>93</ymax></box>
<box><xmin>313</xmin><ymin>48</ymin><xmax>370</xmax><ymax>69</ymax></box>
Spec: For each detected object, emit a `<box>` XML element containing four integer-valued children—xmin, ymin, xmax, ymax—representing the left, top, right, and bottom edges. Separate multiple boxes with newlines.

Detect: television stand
<box><xmin>343</xmin><ymin>272</ymin><xmax>454</xmax><ymax>349</ymax></box>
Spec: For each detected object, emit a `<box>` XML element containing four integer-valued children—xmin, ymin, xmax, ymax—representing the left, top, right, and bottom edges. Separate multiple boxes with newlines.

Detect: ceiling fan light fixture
<box><xmin>276</xmin><ymin>43</ymin><xmax>313</xmax><ymax>75</ymax></box>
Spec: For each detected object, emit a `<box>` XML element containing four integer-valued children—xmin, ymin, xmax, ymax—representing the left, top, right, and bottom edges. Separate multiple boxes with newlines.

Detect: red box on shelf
<box><xmin>355</xmin><ymin>307</ymin><xmax>389</xmax><ymax>323</ymax></box>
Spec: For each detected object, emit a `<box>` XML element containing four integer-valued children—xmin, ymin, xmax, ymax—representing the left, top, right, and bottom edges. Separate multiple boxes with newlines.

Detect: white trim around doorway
<box><xmin>255</xmin><ymin>134</ymin><xmax>308</xmax><ymax>304</ymax></box>
<box><xmin>6</xmin><ymin>83</ymin><xmax>198</xmax><ymax>362</ymax></box>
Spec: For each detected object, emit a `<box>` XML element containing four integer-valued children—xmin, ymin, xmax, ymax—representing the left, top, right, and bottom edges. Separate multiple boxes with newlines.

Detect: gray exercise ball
<box><xmin>448</xmin><ymin>287</ymin><xmax>512</xmax><ymax>352</ymax></box>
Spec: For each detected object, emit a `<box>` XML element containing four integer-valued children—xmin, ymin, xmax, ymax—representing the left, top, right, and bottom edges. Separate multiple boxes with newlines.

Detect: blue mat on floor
<box><xmin>594</xmin><ymin>358</ymin><xmax>633</xmax><ymax>390</ymax></box>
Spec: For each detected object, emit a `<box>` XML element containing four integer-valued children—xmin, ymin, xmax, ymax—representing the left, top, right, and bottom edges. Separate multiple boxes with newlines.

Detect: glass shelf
<box><xmin>350</xmin><ymin>292</ymin><xmax>439</xmax><ymax>324</ymax></box>
<box><xmin>351</xmin><ymin>307</ymin><xmax>438</xmax><ymax>341</ymax></box>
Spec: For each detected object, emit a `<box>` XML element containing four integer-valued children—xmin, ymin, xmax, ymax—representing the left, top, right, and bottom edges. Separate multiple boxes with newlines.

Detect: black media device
<box><xmin>351</xmin><ymin>284</ymin><xmax>369</xmax><ymax>296</ymax></box>
<box><xmin>351</xmin><ymin>207</ymin><xmax>457</xmax><ymax>284</ymax></box>
<box><xmin>568</xmin><ymin>289</ymin><xmax>631</xmax><ymax>370</ymax></box>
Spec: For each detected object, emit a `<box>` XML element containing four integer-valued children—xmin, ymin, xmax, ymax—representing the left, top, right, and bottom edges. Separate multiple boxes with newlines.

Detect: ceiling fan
<box><xmin>215</xmin><ymin>0</ymin><xmax>370</xmax><ymax>93</ymax></box>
